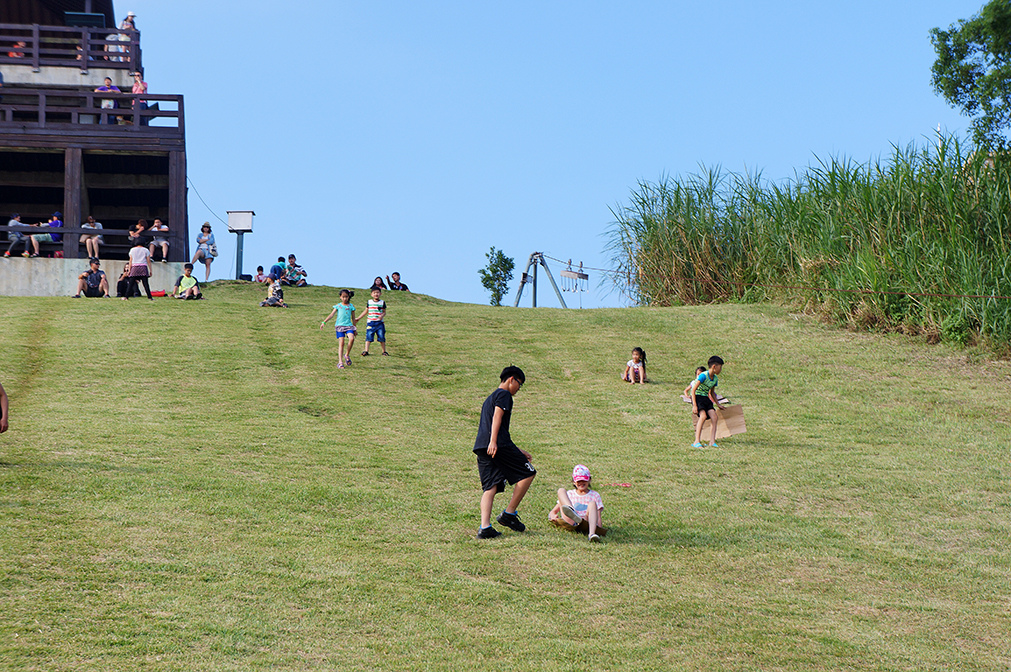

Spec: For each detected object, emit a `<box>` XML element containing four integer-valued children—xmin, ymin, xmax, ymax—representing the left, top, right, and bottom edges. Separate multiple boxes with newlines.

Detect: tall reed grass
<box><xmin>606</xmin><ymin>138</ymin><xmax>1011</xmax><ymax>350</ymax></box>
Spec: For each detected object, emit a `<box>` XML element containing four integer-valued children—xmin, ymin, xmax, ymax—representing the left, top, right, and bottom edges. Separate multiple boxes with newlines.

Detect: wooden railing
<box><xmin>0</xmin><ymin>23</ymin><xmax>141</xmax><ymax>73</ymax></box>
<box><xmin>0</xmin><ymin>87</ymin><xmax>183</xmax><ymax>136</ymax></box>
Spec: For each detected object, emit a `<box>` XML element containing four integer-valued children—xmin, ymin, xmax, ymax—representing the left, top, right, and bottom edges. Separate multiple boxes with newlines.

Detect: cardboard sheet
<box><xmin>689</xmin><ymin>404</ymin><xmax>746</xmax><ymax>439</ymax></box>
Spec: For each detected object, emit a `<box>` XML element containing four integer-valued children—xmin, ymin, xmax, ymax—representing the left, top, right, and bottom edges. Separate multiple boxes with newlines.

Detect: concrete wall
<box><xmin>0</xmin><ymin>257</ymin><xmax>184</xmax><ymax>296</ymax></box>
<box><xmin>2</xmin><ymin>62</ymin><xmax>132</xmax><ymax>88</ymax></box>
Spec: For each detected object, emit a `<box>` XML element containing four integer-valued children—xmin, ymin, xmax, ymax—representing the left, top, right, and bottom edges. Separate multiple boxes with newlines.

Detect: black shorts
<box><xmin>83</xmin><ymin>286</ymin><xmax>103</xmax><ymax>298</ymax></box>
<box><xmin>695</xmin><ymin>394</ymin><xmax>715</xmax><ymax>415</ymax></box>
<box><xmin>475</xmin><ymin>445</ymin><xmax>537</xmax><ymax>492</ymax></box>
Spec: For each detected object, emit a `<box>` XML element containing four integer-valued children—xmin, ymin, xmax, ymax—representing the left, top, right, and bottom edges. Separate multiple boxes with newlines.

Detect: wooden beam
<box><xmin>168</xmin><ymin>150</ymin><xmax>187</xmax><ymax>262</ymax></box>
<box><xmin>63</xmin><ymin>147</ymin><xmax>82</xmax><ymax>257</ymax></box>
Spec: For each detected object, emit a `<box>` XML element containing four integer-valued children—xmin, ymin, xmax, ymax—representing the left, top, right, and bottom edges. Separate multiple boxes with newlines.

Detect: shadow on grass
<box><xmin>607</xmin><ymin>522</ymin><xmax>746</xmax><ymax>548</ymax></box>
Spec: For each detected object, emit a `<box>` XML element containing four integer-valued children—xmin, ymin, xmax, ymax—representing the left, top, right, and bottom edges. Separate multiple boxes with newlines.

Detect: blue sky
<box><xmin>127</xmin><ymin>1</ymin><xmax>982</xmax><ymax>307</ymax></box>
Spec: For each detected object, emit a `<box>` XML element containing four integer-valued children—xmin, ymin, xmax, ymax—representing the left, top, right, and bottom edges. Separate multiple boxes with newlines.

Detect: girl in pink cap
<box><xmin>548</xmin><ymin>464</ymin><xmax>606</xmax><ymax>542</ymax></box>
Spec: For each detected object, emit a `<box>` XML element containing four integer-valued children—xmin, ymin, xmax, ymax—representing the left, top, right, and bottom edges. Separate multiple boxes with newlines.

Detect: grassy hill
<box><xmin>1</xmin><ymin>283</ymin><xmax>1009</xmax><ymax>671</ymax></box>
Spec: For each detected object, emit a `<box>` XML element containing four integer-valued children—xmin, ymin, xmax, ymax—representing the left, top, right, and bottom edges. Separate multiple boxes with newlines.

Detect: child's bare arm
<box><xmin>688</xmin><ymin>379</ymin><xmax>701</xmax><ymax>410</ymax></box>
<box><xmin>487</xmin><ymin>406</ymin><xmax>505</xmax><ymax>457</ymax></box>
<box><xmin>709</xmin><ymin>388</ymin><xmax>723</xmax><ymax>410</ymax></box>
<box><xmin>319</xmin><ymin>308</ymin><xmax>337</xmax><ymax>328</ymax></box>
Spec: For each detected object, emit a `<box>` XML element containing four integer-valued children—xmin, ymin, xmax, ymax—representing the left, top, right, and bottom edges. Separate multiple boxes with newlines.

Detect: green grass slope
<box><xmin>1</xmin><ymin>283</ymin><xmax>1009</xmax><ymax>671</ymax></box>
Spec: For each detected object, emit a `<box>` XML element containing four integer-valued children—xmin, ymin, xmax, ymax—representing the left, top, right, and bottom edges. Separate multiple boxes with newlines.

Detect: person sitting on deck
<box><xmin>95</xmin><ymin>77</ymin><xmax>121</xmax><ymax>123</ymax></box>
<box><xmin>79</xmin><ymin>216</ymin><xmax>103</xmax><ymax>259</ymax></box>
<box><xmin>28</xmin><ymin>212</ymin><xmax>63</xmax><ymax>257</ymax></box>
<box><xmin>148</xmin><ymin>218</ymin><xmax>169</xmax><ymax>262</ymax></box>
<box><xmin>4</xmin><ymin>213</ymin><xmax>31</xmax><ymax>258</ymax></box>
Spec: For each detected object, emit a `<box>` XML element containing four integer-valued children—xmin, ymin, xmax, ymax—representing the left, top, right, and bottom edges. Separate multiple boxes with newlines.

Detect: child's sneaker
<box><xmin>2</xmin><ymin>251</ymin><xmax>9</xmax><ymax>257</ymax></box>
<box><xmin>477</xmin><ymin>526</ymin><xmax>501</xmax><ymax>539</ymax></box>
<box><xmin>588</xmin><ymin>533</ymin><xmax>601</xmax><ymax>543</ymax></box>
<box><xmin>560</xmin><ymin>505</ymin><xmax>581</xmax><ymax>524</ymax></box>
<box><xmin>497</xmin><ymin>510</ymin><xmax>526</xmax><ymax>532</ymax></box>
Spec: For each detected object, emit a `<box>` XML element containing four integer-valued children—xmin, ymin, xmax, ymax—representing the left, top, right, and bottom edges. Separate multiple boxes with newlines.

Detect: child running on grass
<box><xmin>622</xmin><ymin>347</ymin><xmax>648</xmax><ymax>383</ymax></box>
<box><xmin>689</xmin><ymin>355</ymin><xmax>725</xmax><ymax>448</ymax></box>
<box><xmin>319</xmin><ymin>289</ymin><xmax>361</xmax><ymax>369</ymax></box>
<box><xmin>548</xmin><ymin>464</ymin><xmax>606</xmax><ymax>542</ymax></box>
<box><xmin>473</xmin><ymin>366</ymin><xmax>535</xmax><ymax>538</ymax></box>
<box><xmin>360</xmin><ymin>286</ymin><xmax>389</xmax><ymax>356</ymax></box>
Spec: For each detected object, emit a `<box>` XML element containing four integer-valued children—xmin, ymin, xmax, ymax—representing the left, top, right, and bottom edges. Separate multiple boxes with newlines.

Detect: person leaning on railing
<box><xmin>4</xmin><ymin>213</ymin><xmax>32</xmax><ymax>258</ymax></box>
<box><xmin>79</xmin><ymin>215</ymin><xmax>104</xmax><ymax>259</ymax></box>
<box><xmin>28</xmin><ymin>212</ymin><xmax>63</xmax><ymax>257</ymax></box>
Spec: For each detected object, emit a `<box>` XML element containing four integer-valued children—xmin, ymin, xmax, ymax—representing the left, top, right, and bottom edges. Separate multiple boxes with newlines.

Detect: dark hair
<box><xmin>707</xmin><ymin>355</ymin><xmax>724</xmax><ymax>367</ymax></box>
<box><xmin>256</xmin><ymin>266</ymin><xmax>263</xmax><ymax>272</ymax></box>
<box><xmin>136</xmin><ymin>219</ymin><xmax>148</xmax><ymax>229</ymax></box>
<box><xmin>184</xmin><ymin>263</ymin><xmax>194</xmax><ymax>270</ymax></box>
<box><xmin>696</xmin><ymin>366</ymin><xmax>706</xmax><ymax>374</ymax></box>
<box><xmin>278</xmin><ymin>257</ymin><xmax>285</xmax><ymax>263</ymax></box>
<box><xmin>132</xmin><ymin>238</ymin><xmax>145</xmax><ymax>247</ymax></box>
<box><xmin>500</xmin><ymin>365</ymin><xmax>525</xmax><ymax>384</ymax></box>
<box><xmin>632</xmin><ymin>347</ymin><xmax>646</xmax><ymax>363</ymax></box>
<box><xmin>89</xmin><ymin>257</ymin><xmax>100</xmax><ymax>264</ymax></box>
<box><xmin>340</xmin><ymin>289</ymin><xmax>354</xmax><ymax>299</ymax></box>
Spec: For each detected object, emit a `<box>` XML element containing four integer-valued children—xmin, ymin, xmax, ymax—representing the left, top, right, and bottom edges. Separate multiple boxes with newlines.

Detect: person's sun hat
<box><xmin>572</xmin><ymin>464</ymin><xmax>592</xmax><ymax>482</ymax></box>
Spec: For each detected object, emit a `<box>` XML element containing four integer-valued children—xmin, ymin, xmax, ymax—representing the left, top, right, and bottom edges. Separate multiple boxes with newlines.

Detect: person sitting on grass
<box><xmin>689</xmin><ymin>355</ymin><xmax>725</xmax><ymax>449</ymax></box>
<box><xmin>73</xmin><ymin>258</ymin><xmax>110</xmax><ymax>298</ymax></box>
<box><xmin>173</xmin><ymin>263</ymin><xmax>202</xmax><ymax>299</ymax></box>
<box><xmin>254</xmin><ymin>266</ymin><xmax>267</xmax><ymax>283</ymax></box>
<box><xmin>548</xmin><ymin>464</ymin><xmax>606</xmax><ymax>542</ymax></box>
<box><xmin>622</xmin><ymin>347</ymin><xmax>647</xmax><ymax>384</ymax></box>
<box><xmin>473</xmin><ymin>366</ymin><xmax>535</xmax><ymax>539</ymax></box>
<box><xmin>260</xmin><ymin>277</ymin><xmax>287</xmax><ymax>308</ymax></box>
<box><xmin>361</xmin><ymin>286</ymin><xmax>389</xmax><ymax>356</ymax></box>
<box><xmin>282</xmin><ymin>254</ymin><xmax>308</xmax><ymax>287</ymax></box>
<box><xmin>386</xmin><ymin>272</ymin><xmax>409</xmax><ymax>291</ymax></box>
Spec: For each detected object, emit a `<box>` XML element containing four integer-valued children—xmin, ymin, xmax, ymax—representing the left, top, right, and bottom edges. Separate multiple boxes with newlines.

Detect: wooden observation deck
<box><xmin>0</xmin><ymin>0</ymin><xmax>188</xmax><ymax>262</ymax></box>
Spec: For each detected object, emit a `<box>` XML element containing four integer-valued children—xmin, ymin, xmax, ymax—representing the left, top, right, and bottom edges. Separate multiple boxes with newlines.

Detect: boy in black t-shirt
<box><xmin>473</xmin><ymin>366</ymin><xmax>535</xmax><ymax>538</ymax></box>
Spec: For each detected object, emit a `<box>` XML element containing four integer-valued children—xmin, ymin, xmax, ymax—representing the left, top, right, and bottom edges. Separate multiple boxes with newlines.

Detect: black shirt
<box><xmin>473</xmin><ymin>388</ymin><xmax>514</xmax><ymax>453</ymax></box>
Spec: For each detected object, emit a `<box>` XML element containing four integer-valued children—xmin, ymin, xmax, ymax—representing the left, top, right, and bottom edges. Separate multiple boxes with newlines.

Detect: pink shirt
<box><xmin>564</xmin><ymin>488</ymin><xmax>603</xmax><ymax>520</ymax></box>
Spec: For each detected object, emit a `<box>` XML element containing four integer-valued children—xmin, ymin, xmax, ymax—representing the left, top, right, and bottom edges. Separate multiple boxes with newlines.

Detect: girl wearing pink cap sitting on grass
<box><xmin>548</xmin><ymin>464</ymin><xmax>606</xmax><ymax>542</ymax></box>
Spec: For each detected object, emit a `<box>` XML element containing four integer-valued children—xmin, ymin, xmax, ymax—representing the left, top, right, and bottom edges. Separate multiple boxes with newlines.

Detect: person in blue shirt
<box><xmin>319</xmin><ymin>289</ymin><xmax>363</xmax><ymax>369</ymax></box>
<box><xmin>28</xmin><ymin>212</ymin><xmax>63</xmax><ymax>257</ymax></box>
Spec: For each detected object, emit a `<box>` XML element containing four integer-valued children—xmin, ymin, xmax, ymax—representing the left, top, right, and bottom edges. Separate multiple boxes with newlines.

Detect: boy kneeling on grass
<box><xmin>473</xmin><ymin>366</ymin><xmax>535</xmax><ymax>539</ymax></box>
<box><xmin>549</xmin><ymin>464</ymin><xmax>606</xmax><ymax>542</ymax></box>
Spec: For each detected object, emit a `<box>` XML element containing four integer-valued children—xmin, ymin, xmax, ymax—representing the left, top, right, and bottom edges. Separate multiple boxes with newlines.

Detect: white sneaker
<box><xmin>588</xmin><ymin>533</ymin><xmax>601</xmax><ymax>543</ymax></box>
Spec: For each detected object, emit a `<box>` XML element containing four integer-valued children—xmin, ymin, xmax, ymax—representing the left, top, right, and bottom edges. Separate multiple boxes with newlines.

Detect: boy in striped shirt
<box><xmin>361</xmin><ymin>287</ymin><xmax>389</xmax><ymax>356</ymax></box>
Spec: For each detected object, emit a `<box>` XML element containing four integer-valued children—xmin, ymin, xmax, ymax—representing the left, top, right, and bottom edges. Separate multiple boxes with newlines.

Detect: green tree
<box><xmin>931</xmin><ymin>1</ymin><xmax>1011</xmax><ymax>147</ymax></box>
<box><xmin>478</xmin><ymin>247</ymin><xmax>515</xmax><ymax>306</ymax></box>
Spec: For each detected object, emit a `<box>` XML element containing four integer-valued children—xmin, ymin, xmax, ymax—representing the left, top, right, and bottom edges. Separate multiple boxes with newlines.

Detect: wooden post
<box><xmin>63</xmin><ymin>148</ymin><xmax>83</xmax><ymax>258</ymax></box>
<box><xmin>168</xmin><ymin>151</ymin><xmax>188</xmax><ymax>262</ymax></box>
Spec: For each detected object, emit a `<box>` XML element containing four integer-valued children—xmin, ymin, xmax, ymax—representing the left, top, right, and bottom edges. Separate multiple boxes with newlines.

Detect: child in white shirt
<box><xmin>549</xmin><ymin>464</ymin><xmax>606</xmax><ymax>542</ymax></box>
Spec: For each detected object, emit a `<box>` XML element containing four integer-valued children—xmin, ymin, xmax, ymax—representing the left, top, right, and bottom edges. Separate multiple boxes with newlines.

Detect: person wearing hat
<box><xmin>74</xmin><ymin>258</ymin><xmax>110</xmax><ymax>298</ymax></box>
<box><xmin>28</xmin><ymin>212</ymin><xmax>63</xmax><ymax>257</ymax></box>
<box><xmin>548</xmin><ymin>464</ymin><xmax>606</xmax><ymax>542</ymax></box>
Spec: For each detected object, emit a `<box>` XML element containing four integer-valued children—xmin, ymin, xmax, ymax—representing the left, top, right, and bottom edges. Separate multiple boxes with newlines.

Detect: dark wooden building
<box><xmin>0</xmin><ymin>0</ymin><xmax>188</xmax><ymax>261</ymax></box>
